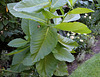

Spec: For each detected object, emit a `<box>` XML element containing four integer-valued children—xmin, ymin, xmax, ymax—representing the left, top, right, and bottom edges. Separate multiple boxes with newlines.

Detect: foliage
<box><xmin>7</xmin><ymin>0</ymin><xmax>94</xmax><ymax>77</ymax></box>
<box><xmin>0</xmin><ymin>0</ymin><xmax>22</xmax><ymax>42</ymax></box>
<box><xmin>69</xmin><ymin>53</ymin><xmax>100</xmax><ymax>77</ymax></box>
<box><xmin>75</xmin><ymin>0</ymin><xmax>100</xmax><ymax>35</ymax></box>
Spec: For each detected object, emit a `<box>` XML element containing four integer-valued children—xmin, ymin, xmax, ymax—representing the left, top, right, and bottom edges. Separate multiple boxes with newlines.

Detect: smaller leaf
<box><xmin>54</xmin><ymin>62</ymin><xmax>68</xmax><ymax>76</ymax></box>
<box><xmin>7</xmin><ymin>46</ymin><xmax>29</xmax><ymax>55</ymax></box>
<box><xmin>8</xmin><ymin>38</ymin><xmax>29</xmax><ymax>47</ymax></box>
<box><xmin>52</xmin><ymin>43</ymin><xmax>75</xmax><ymax>62</ymax></box>
<box><xmin>54</xmin><ymin>22</ymin><xmax>91</xmax><ymax>34</ymax></box>
<box><xmin>64</xmin><ymin>14</ymin><xmax>80</xmax><ymax>22</ymax></box>
<box><xmin>68</xmin><ymin>8</ymin><xmax>94</xmax><ymax>14</ymax></box>
<box><xmin>42</xmin><ymin>9</ymin><xmax>63</xmax><ymax>19</ymax></box>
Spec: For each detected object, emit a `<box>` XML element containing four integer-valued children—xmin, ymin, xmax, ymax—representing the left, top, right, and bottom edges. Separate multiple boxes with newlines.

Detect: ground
<box><xmin>67</xmin><ymin>35</ymin><xmax>100</xmax><ymax>75</ymax></box>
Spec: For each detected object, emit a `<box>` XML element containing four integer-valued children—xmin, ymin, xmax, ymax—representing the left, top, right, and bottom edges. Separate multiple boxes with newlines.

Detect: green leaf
<box><xmin>68</xmin><ymin>8</ymin><xmax>94</xmax><ymax>14</ymax></box>
<box><xmin>7</xmin><ymin>3</ymin><xmax>46</xmax><ymax>23</ymax></box>
<box><xmin>21</xmin><ymin>19</ymin><xmax>40</xmax><ymax>39</ymax></box>
<box><xmin>54</xmin><ymin>62</ymin><xmax>68</xmax><ymax>76</ymax></box>
<box><xmin>36</xmin><ymin>53</ymin><xmax>58</xmax><ymax>77</ymax></box>
<box><xmin>52</xmin><ymin>43</ymin><xmax>75</xmax><ymax>62</ymax></box>
<box><xmin>3</xmin><ymin>20</ymin><xmax>9</xmax><ymax>25</ymax></box>
<box><xmin>42</xmin><ymin>9</ymin><xmax>63</xmax><ymax>19</ymax></box>
<box><xmin>64</xmin><ymin>14</ymin><xmax>80</xmax><ymax>22</ymax></box>
<box><xmin>13</xmin><ymin>0</ymin><xmax>49</xmax><ymax>13</ymax></box>
<box><xmin>7</xmin><ymin>46</ymin><xmax>29</xmax><ymax>55</ymax></box>
<box><xmin>8</xmin><ymin>38</ymin><xmax>28</xmax><ymax>47</ymax></box>
<box><xmin>68</xmin><ymin>0</ymin><xmax>77</xmax><ymax>7</ymax></box>
<box><xmin>30</xmin><ymin>26</ymin><xmax>58</xmax><ymax>62</ymax></box>
<box><xmin>11</xmin><ymin>48</ymin><xmax>33</xmax><ymax>72</ymax></box>
<box><xmin>58</xmin><ymin>34</ymin><xmax>78</xmax><ymax>51</ymax></box>
<box><xmin>97</xmin><ymin>0</ymin><xmax>100</xmax><ymax>4</ymax></box>
<box><xmin>54</xmin><ymin>22</ymin><xmax>91</xmax><ymax>34</ymax></box>
<box><xmin>50</xmin><ymin>0</ymin><xmax>68</xmax><ymax>12</ymax></box>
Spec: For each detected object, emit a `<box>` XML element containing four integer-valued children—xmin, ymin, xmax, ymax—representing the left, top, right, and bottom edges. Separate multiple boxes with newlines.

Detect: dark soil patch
<box><xmin>67</xmin><ymin>36</ymin><xmax>100</xmax><ymax>76</ymax></box>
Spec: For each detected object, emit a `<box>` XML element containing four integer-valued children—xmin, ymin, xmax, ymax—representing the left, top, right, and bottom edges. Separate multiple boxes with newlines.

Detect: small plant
<box><xmin>7</xmin><ymin>0</ymin><xmax>94</xmax><ymax>77</ymax></box>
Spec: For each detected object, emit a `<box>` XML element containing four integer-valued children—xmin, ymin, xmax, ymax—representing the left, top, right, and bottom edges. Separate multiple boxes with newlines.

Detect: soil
<box><xmin>67</xmin><ymin>36</ymin><xmax>100</xmax><ymax>75</ymax></box>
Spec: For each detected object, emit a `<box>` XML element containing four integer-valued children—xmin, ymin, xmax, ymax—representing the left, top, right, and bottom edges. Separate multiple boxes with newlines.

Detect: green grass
<box><xmin>69</xmin><ymin>53</ymin><xmax>100</xmax><ymax>77</ymax></box>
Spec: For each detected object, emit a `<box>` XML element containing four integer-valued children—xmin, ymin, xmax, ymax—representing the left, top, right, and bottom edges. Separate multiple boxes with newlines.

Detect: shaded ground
<box><xmin>67</xmin><ymin>36</ymin><xmax>100</xmax><ymax>75</ymax></box>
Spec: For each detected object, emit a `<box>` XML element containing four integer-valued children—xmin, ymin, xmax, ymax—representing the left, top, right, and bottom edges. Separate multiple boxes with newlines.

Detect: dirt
<box><xmin>67</xmin><ymin>36</ymin><xmax>100</xmax><ymax>75</ymax></box>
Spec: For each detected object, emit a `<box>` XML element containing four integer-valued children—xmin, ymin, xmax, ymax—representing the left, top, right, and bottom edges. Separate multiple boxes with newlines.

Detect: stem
<box><xmin>61</xmin><ymin>8</ymin><xmax>72</xmax><ymax>23</ymax></box>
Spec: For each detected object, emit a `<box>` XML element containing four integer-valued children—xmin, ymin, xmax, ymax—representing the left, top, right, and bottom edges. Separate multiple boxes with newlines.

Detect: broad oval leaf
<box><xmin>64</xmin><ymin>14</ymin><xmax>80</xmax><ymax>22</ymax></box>
<box><xmin>30</xmin><ymin>26</ymin><xmax>58</xmax><ymax>62</ymax></box>
<box><xmin>13</xmin><ymin>0</ymin><xmax>49</xmax><ymax>13</ymax></box>
<box><xmin>68</xmin><ymin>8</ymin><xmax>94</xmax><ymax>14</ymax></box>
<box><xmin>36</xmin><ymin>53</ymin><xmax>58</xmax><ymax>77</ymax></box>
<box><xmin>52</xmin><ymin>43</ymin><xmax>75</xmax><ymax>62</ymax></box>
<box><xmin>58</xmin><ymin>34</ymin><xmax>78</xmax><ymax>51</ymax></box>
<box><xmin>8</xmin><ymin>38</ymin><xmax>29</xmax><ymax>47</ymax></box>
<box><xmin>7</xmin><ymin>3</ymin><xmax>46</xmax><ymax>23</ymax></box>
<box><xmin>54</xmin><ymin>62</ymin><xmax>68</xmax><ymax>76</ymax></box>
<box><xmin>54</xmin><ymin>22</ymin><xmax>91</xmax><ymax>34</ymax></box>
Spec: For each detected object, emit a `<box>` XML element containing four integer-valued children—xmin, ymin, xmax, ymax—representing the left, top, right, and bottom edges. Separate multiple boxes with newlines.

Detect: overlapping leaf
<box><xmin>21</xmin><ymin>19</ymin><xmax>40</xmax><ymax>39</ymax></box>
<box><xmin>54</xmin><ymin>62</ymin><xmax>68</xmax><ymax>76</ymax></box>
<box><xmin>30</xmin><ymin>26</ymin><xmax>58</xmax><ymax>62</ymax></box>
<box><xmin>13</xmin><ymin>0</ymin><xmax>49</xmax><ymax>13</ymax></box>
<box><xmin>50</xmin><ymin>0</ymin><xmax>68</xmax><ymax>12</ymax></box>
<box><xmin>7</xmin><ymin>3</ymin><xmax>46</xmax><ymax>23</ymax></box>
<box><xmin>54</xmin><ymin>22</ymin><xmax>91</xmax><ymax>34</ymax></box>
<box><xmin>58</xmin><ymin>34</ymin><xmax>78</xmax><ymax>51</ymax></box>
<box><xmin>11</xmin><ymin>48</ymin><xmax>33</xmax><ymax>72</ymax></box>
<box><xmin>36</xmin><ymin>53</ymin><xmax>58</xmax><ymax>77</ymax></box>
<box><xmin>42</xmin><ymin>9</ymin><xmax>63</xmax><ymax>19</ymax></box>
<box><xmin>64</xmin><ymin>14</ymin><xmax>80</xmax><ymax>22</ymax></box>
<box><xmin>52</xmin><ymin>43</ymin><xmax>75</xmax><ymax>62</ymax></box>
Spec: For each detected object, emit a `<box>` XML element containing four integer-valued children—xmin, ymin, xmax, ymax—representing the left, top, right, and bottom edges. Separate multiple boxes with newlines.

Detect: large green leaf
<box><xmin>30</xmin><ymin>26</ymin><xmax>58</xmax><ymax>62</ymax></box>
<box><xmin>13</xmin><ymin>0</ymin><xmax>49</xmax><ymax>13</ymax></box>
<box><xmin>50</xmin><ymin>0</ymin><xmax>68</xmax><ymax>12</ymax></box>
<box><xmin>21</xmin><ymin>19</ymin><xmax>40</xmax><ymax>39</ymax></box>
<box><xmin>58</xmin><ymin>34</ymin><xmax>78</xmax><ymax>51</ymax></box>
<box><xmin>64</xmin><ymin>14</ymin><xmax>80</xmax><ymax>22</ymax></box>
<box><xmin>54</xmin><ymin>22</ymin><xmax>91</xmax><ymax>34</ymax></box>
<box><xmin>52</xmin><ymin>43</ymin><xmax>75</xmax><ymax>62</ymax></box>
<box><xmin>36</xmin><ymin>53</ymin><xmax>58</xmax><ymax>77</ymax></box>
<box><xmin>68</xmin><ymin>8</ymin><xmax>94</xmax><ymax>14</ymax></box>
<box><xmin>8</xmin><ymin>38</ymin><xmax>29</xmax><ymax>47</ymax></box>
<box><xmin>54</xmin><ymin>62</ymin><xmax>68</xmax><ymax>76</ymax></box>
<box><xmin>11</xmin><ymin>48</ymin><xmax>33</xmax><ymax>72</ymax></box>
<box><xmin>7</xmin><ymin>3</ymin><xmax>46</xmax><ymax>23</ymax></box>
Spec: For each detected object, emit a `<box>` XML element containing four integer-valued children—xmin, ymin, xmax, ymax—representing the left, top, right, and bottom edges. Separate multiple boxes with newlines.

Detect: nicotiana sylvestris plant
<box><xmin>7</xmin><ymin>0</ymin><xmax>94</xmax><ymax>77</ymax></box>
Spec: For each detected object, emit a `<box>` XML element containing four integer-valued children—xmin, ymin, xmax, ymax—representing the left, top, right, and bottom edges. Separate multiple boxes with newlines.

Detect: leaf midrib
<box><xmin>33</xmin><ymin>27</ymin><xmax>50</xmax><ymax>62</ymax></box>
